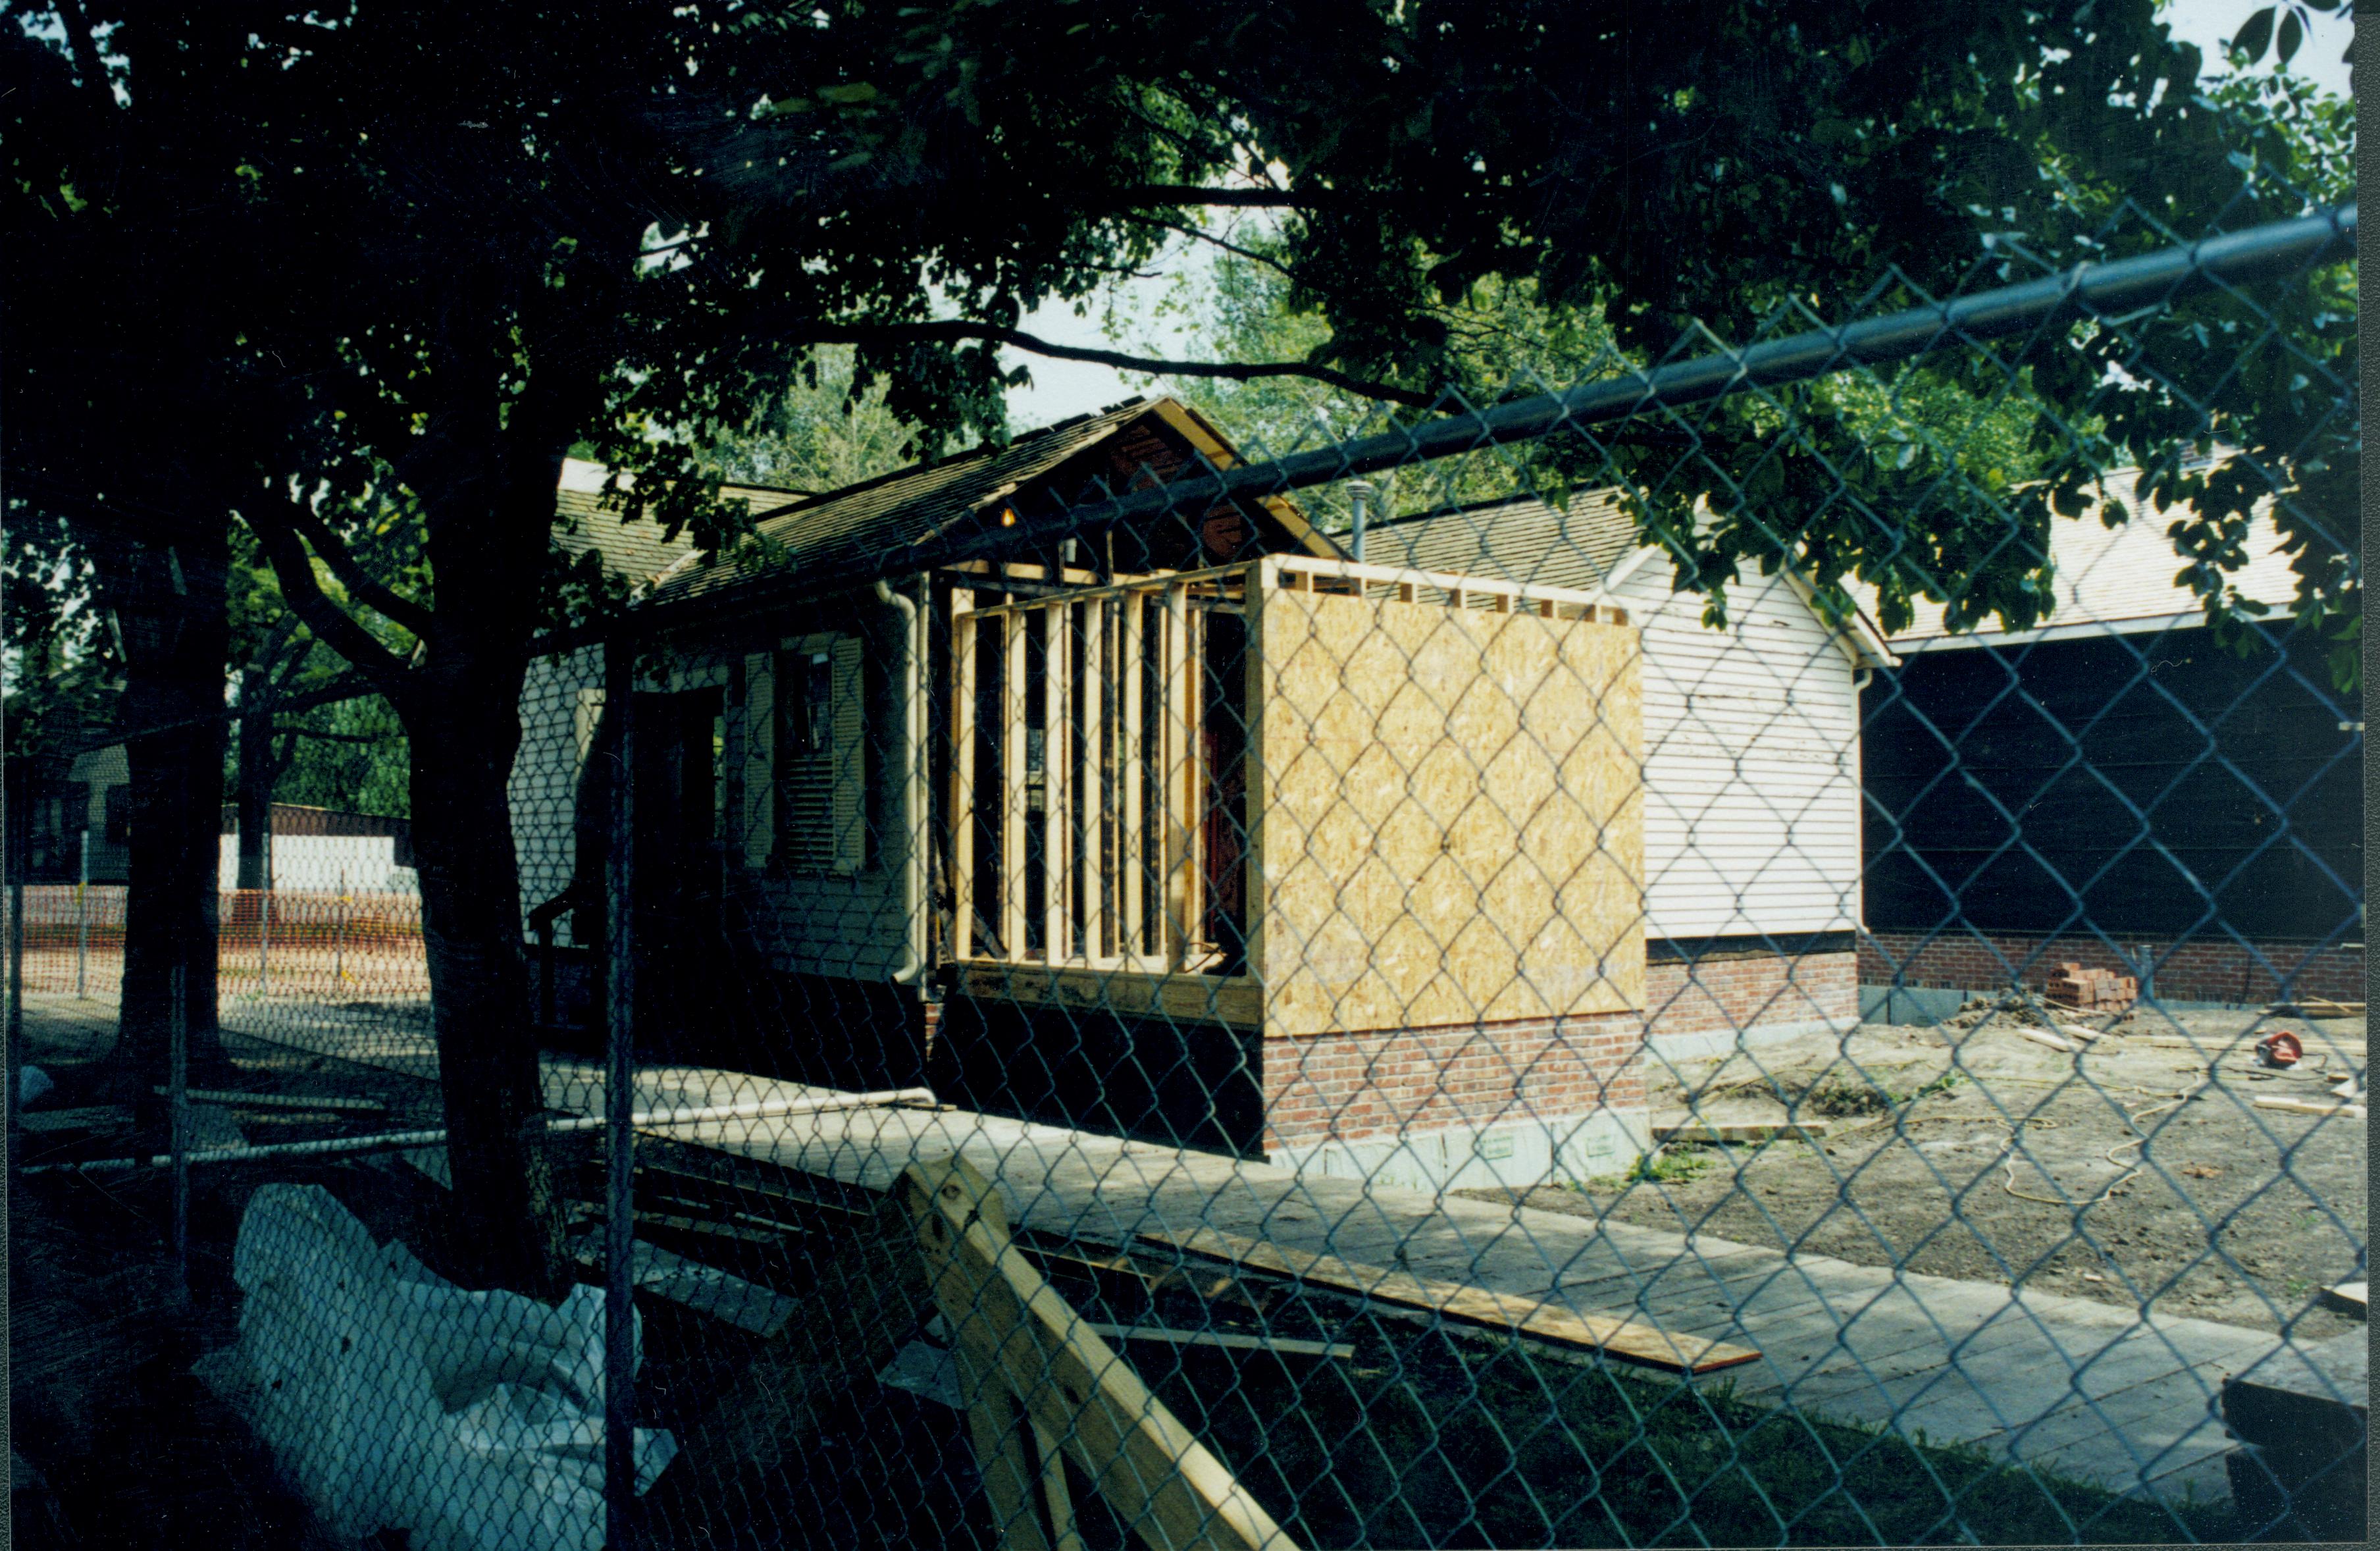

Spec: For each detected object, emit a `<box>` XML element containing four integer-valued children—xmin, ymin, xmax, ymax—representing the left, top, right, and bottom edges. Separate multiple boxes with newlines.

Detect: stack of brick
<box><xmin>2044</xmin><ymin>961</ymin><xmax>2138</xmax><ymax>1013</ymax></box>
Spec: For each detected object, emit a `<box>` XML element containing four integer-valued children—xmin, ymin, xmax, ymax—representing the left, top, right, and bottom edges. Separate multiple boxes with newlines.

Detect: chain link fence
<box><xmin>6</xmin><ymin>199</ymin><xmax>2360</xmax><ymax>1549</ymax></box>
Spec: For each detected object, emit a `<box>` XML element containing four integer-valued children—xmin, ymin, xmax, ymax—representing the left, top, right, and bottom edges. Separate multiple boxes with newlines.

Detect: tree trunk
<box><xmin>111</xmin><ymin>529</ymin><xmax>234</xmax><ymax>1115</ymax></box>
<box><xmin>407</xmin><ymin>644</ymin><xmax>570</xmax><ymax>1300</ymax></box>
<box><xmin>234</xmin><ymin>668</ymin><xmax>274</xmax><ymax>891</ymax></box>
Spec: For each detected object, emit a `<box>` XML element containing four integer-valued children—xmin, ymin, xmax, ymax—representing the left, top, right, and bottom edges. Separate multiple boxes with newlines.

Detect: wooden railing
<box><xmin>946</xmin><ymin>554</ymin><xmax>1627</xmax><ymax>980</ymax></box>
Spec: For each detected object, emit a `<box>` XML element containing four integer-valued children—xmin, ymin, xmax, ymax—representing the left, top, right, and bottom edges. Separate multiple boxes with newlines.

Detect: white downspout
<box><xmin>875</xmin><ymin>579</ymin><xmax>927</xmax><ymax>984</ymax></box>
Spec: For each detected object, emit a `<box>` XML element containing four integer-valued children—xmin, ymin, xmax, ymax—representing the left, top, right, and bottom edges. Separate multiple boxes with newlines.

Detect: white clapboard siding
<box><xmin>1611</xmin><ymin>562</ymin><xmax>1865</xmax><ymax>939</ymax></box>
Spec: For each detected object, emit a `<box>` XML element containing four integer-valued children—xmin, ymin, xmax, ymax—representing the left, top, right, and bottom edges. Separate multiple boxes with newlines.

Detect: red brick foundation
<box><xmin>1859</xmin><ymin>930</ymin><xmax>2366</xmax><ymax>1007</ymax></box>
<box><xmin>1259</xmin><ymin>1008</ymin><xmax>1644</xmax><ymax>1152</ymax></box>
<box><xmin>1645</xmin><ymin>949</ymin><xmax>1859</xmax><ymax>1041</ymax></box>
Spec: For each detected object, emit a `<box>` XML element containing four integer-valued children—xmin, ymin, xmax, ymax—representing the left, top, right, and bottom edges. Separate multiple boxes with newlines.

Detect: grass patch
<box><xmin>1800</xmin><ymin>1069</ymin><xmax>1964</xmax><ymax>1118</ymax></box>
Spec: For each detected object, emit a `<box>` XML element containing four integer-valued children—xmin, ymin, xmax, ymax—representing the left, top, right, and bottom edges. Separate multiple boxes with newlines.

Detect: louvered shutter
<box><xmin>829</xmin><ymin>634</ymin><xmax>866</xmax><ymax>875</ymax></box>
<box><xmin>742</xmin><ymin>651</ymin><xmax>773</xmax><ymax>870</ymax></box>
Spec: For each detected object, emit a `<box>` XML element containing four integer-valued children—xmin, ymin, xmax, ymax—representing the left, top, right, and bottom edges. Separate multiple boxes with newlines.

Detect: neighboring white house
<box><xmin>217</xmin><ymin>803</ymin><xmax>417</xmax><ymax>892</ymax></box>
<box><xmin>1370</xmin><ymin>490</ymin><xmax>1897</xmax><ymax>1059</ymax></box>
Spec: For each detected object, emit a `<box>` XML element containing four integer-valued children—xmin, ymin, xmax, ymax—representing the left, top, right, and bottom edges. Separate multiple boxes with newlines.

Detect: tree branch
<box><xmin>1116</xmin><ymin>213</ymin><xmax>1301</xmax><ymax>280</ymax></box>
<box><xmin>276</xmin><ymin>504</ymin><xmax>436</xmax><ymax>639</ymax></box>
<box><xmin>241</xmin><ymin>501</ymin><xmax>413</xmax><ymax>700</ymax></box>
<box><xmin>55</xmin><ymin>0</ymin><xmax>113</xmax><ymax>113</ymax></box>
<box><xmin>794</xmin><ymin>320</ymin><xmax>1438</xmax><ymax>409</ymax></box>
<box><xmin>1097</xmin><ymin>184</ymin><xmax>1327</xmax><ymax>209</ymax></box>
<box><xmin>274</xmin><ymin>726</ymin><xmax>390</xmax><ymax>745</ymax></box>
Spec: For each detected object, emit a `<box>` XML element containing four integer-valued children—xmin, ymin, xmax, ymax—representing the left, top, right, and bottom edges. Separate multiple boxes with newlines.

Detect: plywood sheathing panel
<box><xmin>1254</xmin><ymin>587</ymin><xmax>1645</xmax><ymax>1037</ymax></box>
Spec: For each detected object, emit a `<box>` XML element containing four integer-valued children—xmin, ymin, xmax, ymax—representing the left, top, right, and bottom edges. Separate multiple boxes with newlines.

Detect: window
<box><xmin>750</xmin><ymin>633</ymin><xmax>865</xmax><ymax>875</ymax></box>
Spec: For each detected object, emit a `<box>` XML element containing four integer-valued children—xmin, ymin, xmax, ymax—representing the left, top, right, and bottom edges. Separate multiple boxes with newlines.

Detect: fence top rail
<box><xmin>948</xmin><ymin>553</ymin><xmax>1628</xmax><ymax>623</ymax></box>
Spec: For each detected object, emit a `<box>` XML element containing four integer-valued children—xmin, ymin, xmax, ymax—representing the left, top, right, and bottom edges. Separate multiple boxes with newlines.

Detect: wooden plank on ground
<box><xmin>155</xmin><ymin>1087</ymin><xmax>387</xmax><ymax>1115</ymax></box>
<box><xmin>1653</xmin><ymin>1118</ymin><xmax>1830</xmax><ymax>1145</ymax></box>
<box><xmin>571</xmin><ymin>1237</ymin><xmax>798</xmax><ymax>1339</ymax></box>
<box><xmin>1091</xmin><ymin>1325</ymin><xmax>1353</xmax><ymax>1361</ymax></box>
<box><xmin>19</xmin><ymin>1106</ymin><xmax>131</xmax><ymax>1134</ymax></box>
<box><xmin>2252</xmin><ymin>1095</ymin><xmax>2368</xmax><ymax>1120</ymax></box>
<box><xmin>904</xmin><ymin>1157</ymin><xmax>1295</xmax><ymax>1551</ymax></box>
<box><xmin>1143</xmin><ymin>1225</ymin><xmax>1760</xmax><ymax>1375</ymax></box>
<box><xmin>2317</xmin><ymin>1282</ymin><xmax>2367</xmax><ymax>1320</ymax></box>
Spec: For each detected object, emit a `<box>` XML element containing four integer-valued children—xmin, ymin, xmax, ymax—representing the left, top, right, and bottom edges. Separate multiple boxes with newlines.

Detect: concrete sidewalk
<box><xmin>207</xmin><ymin>999</ymin><xmax>2292</xmax><ymax>1510</ymax></box>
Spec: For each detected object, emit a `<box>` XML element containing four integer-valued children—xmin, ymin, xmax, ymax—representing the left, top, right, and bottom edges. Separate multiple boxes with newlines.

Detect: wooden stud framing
<box><xmin>1119</xmin><ymin>594</ymin><xmax>1147</xmax><ymax>959</ymax></box>
<box><xmin>1002</xmin><ymin>609</ymin><xmax>1029</xmax><ymax>961</ymax></box>
<box><xmin>1043</xmin><ymin>603</ymin><xmax>1072</xmax><ymax>963</ymax></box>
<box><xmin>950</xmin><ymin>593</ymin><xmax>979</xmax><ymax>962</ymax></box>
<box><xmin>1162</xmin><ymin>584</ymin><xmax>1199</xmax><ymax>972</ymax></box>
<box><xmin>1079</xmin><ymin>598</ymin><xmax>1106</xmax><ymax>963</ymax></box>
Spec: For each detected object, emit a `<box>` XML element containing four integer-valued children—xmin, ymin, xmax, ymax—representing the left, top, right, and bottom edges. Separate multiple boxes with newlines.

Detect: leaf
<box><xmin>2276</xmin><ymin>8</ymin><xmax>2304</xmax><ymax>64</ymax></box>
<box><xmin>816</xmin><ymin>82</ymin><xmax>879</xmax><ymax>105</ymax></box>
<box><xmin>2232</xmin><ymin>6</ymin><xmax>2276</xmax><ymax>61</ymax></box>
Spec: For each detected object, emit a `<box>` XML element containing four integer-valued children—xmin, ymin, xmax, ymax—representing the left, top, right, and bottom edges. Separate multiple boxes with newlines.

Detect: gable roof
<box><xmin>1368</xmin><ymin>488</ymin><xmax>1897</xmax><ymax>670</ymax></box>
<box><xmin>1363</xmin><ymin>490</ymin><xmax>1642</xmax><ymax>589</ymax></box>
<box><xmin>552</xmin><ymin>460</ymin><xmax>802</xmax><ymax>592</ymax></box>
<box><xmin>1871</xmin><ymin>468</ymin><xmax>2304</xmax><ymax>650</ymax></box>
<box><xmin>640</xmin><ymin>396</ymin><xmax>1337</xmax><ymax>610</ymax></box>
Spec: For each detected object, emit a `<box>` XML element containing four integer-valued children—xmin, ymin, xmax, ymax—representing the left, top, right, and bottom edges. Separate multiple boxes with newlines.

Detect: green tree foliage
<box><xmin>695</xmin><ymin>345</ymin><xmax>941</xmax><ymax>496</ymax></box>
<box><xmin>6</xmin><ymin>0</ymin><xmax>2353</xmax><ymax>1290</ymax></box>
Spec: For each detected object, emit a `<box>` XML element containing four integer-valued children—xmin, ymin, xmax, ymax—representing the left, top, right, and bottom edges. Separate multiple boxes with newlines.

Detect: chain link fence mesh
<box><xmin>5</xmin><ymin>199</ymin><xmax>2361</xmax><ymax>1550</ymax></box>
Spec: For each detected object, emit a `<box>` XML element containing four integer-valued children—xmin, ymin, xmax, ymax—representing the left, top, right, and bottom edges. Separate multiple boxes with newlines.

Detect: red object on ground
<box><xmin>2256</xmin><ymin>1030</ymin><xmax>2304</xmax><ymax>1067</ymax></box>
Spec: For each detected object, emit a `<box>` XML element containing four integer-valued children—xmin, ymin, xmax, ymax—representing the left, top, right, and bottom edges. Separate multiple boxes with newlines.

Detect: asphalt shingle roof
<box><xmin>552</xmin><ymin>462</ymin><xmax>804</xmax><ymax>592</ymax></box>
<box><xmin>1362</xmin><ymin>489</ymin><xmax>1644</xmax><ymax>589</ymax></box>
<box><xmin>645</xmin><ymin>399</ymin><xmax>1164</xmax><ymax>607</ymax></box>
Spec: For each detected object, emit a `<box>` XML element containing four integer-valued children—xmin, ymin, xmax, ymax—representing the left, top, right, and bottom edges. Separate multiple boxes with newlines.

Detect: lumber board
<box><xmin>1081</xmin><ymin>597</ymin><xmax>1107</xmax><ymax>960</ymax></box>
<box><xmin>18</xmin><ymin>1105</ymin><xmax>131</xmax><ymax>1134</ymax></box>
<box><xmin>1090</xmin><ymin>1325</ymin><xmax>1353</xmax><ymax>1361</ymax></box>
<box><xmin>571</xmin><ymin>1237</ymin><xmax>798</xmax><ymax>1339</ymax></box>
<box><xmin>1002</xmin><ymin>609</ymin><xmax>1029</xmax><ymax>959</ymax></box>
<box><xmin>949</xmin><ymin>961</ymin><xmax>1262</xmax><ymax>1027</ymax></box>
<box><xmin>1653</xmin><ymin>1118</ymin><xmax>1830</xmax><ymax>1145</ymax></box>
<box><xmin>155</xmin><ymin>1087</ymin><xmax>387</xmax><ymax>1115</ymax></box>
<box><xmin>2317</xmin><ymin>1282</ymin><xmax>2367</xmax><ymax>1321</ymax></box>
<box><xmin>952</xmin><ymin>590</ymin><xmax>979</xmax><ymax>960</ymax></box>
<box><xmin>1120</xmin><ymin>591</ymin><xmax>1147</xmax><ymax>957</ymax></box>
<box><xmin>1143</xmin><ymin>1225</ymin><xmax>1759</xmax><ymax>1376</ymax></box>
<box><xmin>1043</xmin><ymin>600</ymin><xmax>1072</xmax><ymax>964</ymax></box>
<box><xmin>2252</xmin><ymin>1095</ymin><xmax>2368</xmax><ymax>1120</ymax></box>
<box><xmin>902</xmin><ymin>1157</ymin><xmax>1296</xmax><ymax>1551</ymax></box>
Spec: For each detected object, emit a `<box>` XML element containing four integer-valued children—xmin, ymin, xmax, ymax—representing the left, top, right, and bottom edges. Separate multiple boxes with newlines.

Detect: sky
<box><xmin>998</xmin><ymin>0</ymin><xmax>2355</xmax><ymax>432</ymax></box>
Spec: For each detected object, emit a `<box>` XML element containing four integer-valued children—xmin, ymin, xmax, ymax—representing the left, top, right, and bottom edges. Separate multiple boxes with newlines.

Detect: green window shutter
<box><xmin>830</xmin><ymin>633</ymin><xmax>867</xmax><ymax>875</ymax></box>
<box><xmin>742</xmin><ymin>651</ymin><xmax>773</xmax><ymax>870</ymax></box>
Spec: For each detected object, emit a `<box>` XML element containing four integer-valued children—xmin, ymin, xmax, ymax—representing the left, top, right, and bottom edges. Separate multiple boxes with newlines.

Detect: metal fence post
<box><xmin>333</xmin><ymin>868</ymin><xmax>346</xmax><ymax>991</ymax></box>
<box><xmin>7</xmin><ymin>776</ymin><xmax>26</xmax><ymax>1186</ymax></box>
<box><xmin>604</xmin><ymin>635</ymin><xmax>637</xmax><ymax>1550</ymax></box>
<box><xmin>169</xmin><ymin>961</ymin><xmax>190</xmax><ymax>1303</ymax></box>
<box><xmin>257</xmin><ymin>826</ymin><xmax>271</xmax><ymax>997</ymax></box>
<box><xmin>76</xmin><ymin>829</ymin><xmax>89</xmax><ymax>999</ymax></box>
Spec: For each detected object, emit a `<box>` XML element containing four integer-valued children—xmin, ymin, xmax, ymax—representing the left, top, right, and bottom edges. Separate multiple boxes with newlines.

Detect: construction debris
<box><xmin>2317</xmin><ymin>1282</ymin><xmax>2367</xmax><ymax>1321</ymax></box>
<box><xmin>2044</xmin><ymin>962</ymin><xmax>2138</xmax><ymax>1014</ymax></box>
<box><xmin>1091</xmin><ymin>1324</ymin><xmax>1355</xmax><ymax>1360</ymax></box>
<box><xmin>2011</xmin><ymin>1026</ymin><xmax>2079</xmax><ymax>1053</ymax></box>
<box><xmin>1145</xmin><ymin>1225</ymin><xmax>1760</xmax><ymax>1375</ymax></box>
<box><xmin>1653</xmin><ymin>1118</ymin><xmax>1830</xmax><ymax>1145</ymax></box>
<box><xmin>2252</xmin><ymin>1096</ymin><xmax>2368</xmax><ymax>1120</ymax></box>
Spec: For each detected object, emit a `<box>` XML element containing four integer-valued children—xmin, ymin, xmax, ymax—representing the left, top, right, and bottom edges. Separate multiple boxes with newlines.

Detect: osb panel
<box><xmin>1254</xmin><ymin>589</ymin><xmax>1645</xmax><ymax>1038</ymax></box>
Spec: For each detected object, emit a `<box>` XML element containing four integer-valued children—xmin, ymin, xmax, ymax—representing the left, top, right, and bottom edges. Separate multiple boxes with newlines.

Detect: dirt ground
<box><xmin>1461</xmin><ymin>1002</ymin><xmax>2367</xmax><ymax>1340</ymax></box>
